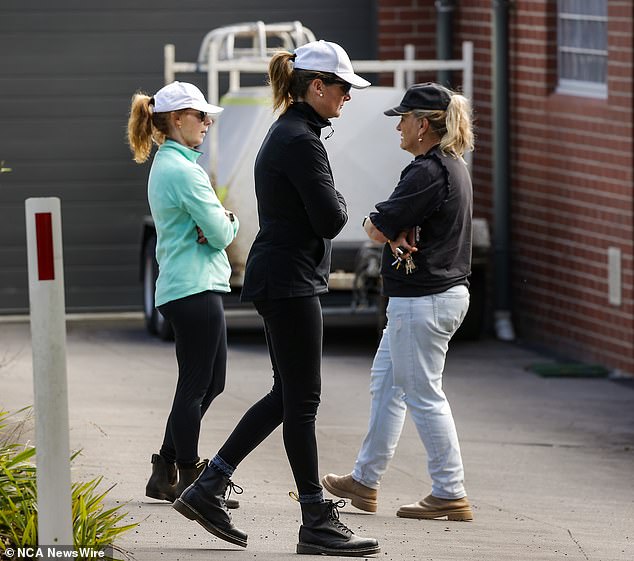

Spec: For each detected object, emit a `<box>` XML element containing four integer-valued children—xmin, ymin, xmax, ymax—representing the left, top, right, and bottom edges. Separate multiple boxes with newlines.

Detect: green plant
<box><xmin>0</xmin><ymin>410</ymin><xmax>137</xmax><ymax>560</ymax></box>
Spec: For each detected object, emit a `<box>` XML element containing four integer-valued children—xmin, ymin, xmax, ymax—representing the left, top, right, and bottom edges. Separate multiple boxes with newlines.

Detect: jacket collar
<box><xmin>286</xmin><ymin>102</ymin><xmax>332</xmax><ymax>136</ymax></box>
<box><xmin>160</xmin><ymin>139</ymin><xmax>202</xmax><ymax>163</ymax></box>
<box><xmin>415</xmin><ymin>144</ymin><xmax>442</xmax><ymax>161</ymax></box>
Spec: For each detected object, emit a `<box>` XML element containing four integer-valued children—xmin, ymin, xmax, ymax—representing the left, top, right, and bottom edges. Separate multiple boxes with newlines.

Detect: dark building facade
<box><xmin>0</xmin><ymin>1</ymin><xmax>377</xmax><ymax>312</ymax></box>
<box><xmin>2</xmin><ymin>1</ymin><xmax>632</xmax><ymax>376</ymax></box>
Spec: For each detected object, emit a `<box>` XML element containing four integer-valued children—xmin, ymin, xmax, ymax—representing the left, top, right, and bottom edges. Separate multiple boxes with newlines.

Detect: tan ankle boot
<box><xmin>397</xmin><ymin>494</ymin><xmax>473</xmax><ymax>521</ymax></box>
<box><xmin>321</xmin><ymin>473</ymin><xmax>378</xmax><ymax>513</ymax></box>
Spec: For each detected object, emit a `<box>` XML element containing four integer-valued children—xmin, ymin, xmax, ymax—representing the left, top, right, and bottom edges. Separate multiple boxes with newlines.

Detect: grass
<box><xmin>0</xmin><ymin>409</ymin><xmax>137</xmax><ymax>560</ymax></box>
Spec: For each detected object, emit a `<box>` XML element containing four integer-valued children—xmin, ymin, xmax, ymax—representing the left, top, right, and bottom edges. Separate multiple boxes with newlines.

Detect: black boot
<box><xmin>297</xmin><ymin>499</ymin><xmax>380</xmax><ymax>557</ymax></box>
<box><xmin>176</xmin><ymin>460</ymin><xmax>240</xmax><ymax>509</ymax></box>
<box><xmin>145</xmin><ymin>454</ymin><xmax>177</xmax><ymax>502</ymax></box>
<box><xmin>172</xmin><ymin>464</ymin><xmax>247</xmax><ymax>548</ymax></box>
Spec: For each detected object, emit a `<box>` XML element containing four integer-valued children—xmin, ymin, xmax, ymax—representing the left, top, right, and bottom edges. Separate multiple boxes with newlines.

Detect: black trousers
<box><xmin>158</xmin><ymin>290</ymin><xmax>227</xmax><ymax>466</ymax></box>
<box><xmin>218</xmin><ymin>295</ymin><xmax>323</xmax><ymax>499</ymax></box>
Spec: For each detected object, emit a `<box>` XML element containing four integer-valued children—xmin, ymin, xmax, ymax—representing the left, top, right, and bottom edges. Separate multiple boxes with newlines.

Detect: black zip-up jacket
<box><xmin>370</xmin><ymin>145</ymin><xmax>472</xmax><ymax>297</ymax></box>
<box><xmin>241</xmin><ymin>102</ymin><xmax>348</xmax><ymax>301</ymax></box>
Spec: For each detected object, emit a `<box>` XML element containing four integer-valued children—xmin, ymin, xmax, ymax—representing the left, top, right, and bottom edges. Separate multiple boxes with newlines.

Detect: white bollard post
<box><xmin>24</xmin><ymin>197</ymin><xmax>74</xmax><ymax>548</ymax></box>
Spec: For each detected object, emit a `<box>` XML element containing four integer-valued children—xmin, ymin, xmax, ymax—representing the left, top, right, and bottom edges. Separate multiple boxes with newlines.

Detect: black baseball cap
<box><xmin>384</xmin><ymin>82</ymin><xmax>452</xmax><ymax>115</ymax></box>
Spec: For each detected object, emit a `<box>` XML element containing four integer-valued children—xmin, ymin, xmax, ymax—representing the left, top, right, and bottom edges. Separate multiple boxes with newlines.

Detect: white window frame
<box><xmin>556</xmin><ymin>1</ymin><xmax>608</xmax><ymax>99</ymax></box>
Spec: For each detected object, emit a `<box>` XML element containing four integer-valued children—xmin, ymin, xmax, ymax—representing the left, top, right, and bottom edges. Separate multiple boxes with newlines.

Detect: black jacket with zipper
<box><xmin>241</xmin><ymin>102</ymin><xmax>348</xmax><ymax>302</ymax></box>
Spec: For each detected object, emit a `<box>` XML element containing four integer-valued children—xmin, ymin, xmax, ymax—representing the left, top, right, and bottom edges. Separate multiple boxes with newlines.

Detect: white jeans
<box><xmin>352</xmin><ymin>286</ymin><xmax>470</xmax><ymax>499</ymax></box>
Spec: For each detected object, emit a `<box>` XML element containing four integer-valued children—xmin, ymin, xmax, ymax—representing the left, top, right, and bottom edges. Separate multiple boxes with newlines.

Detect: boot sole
<box><xmin>297</xmin><ymin>542</ymin><xmax>381</xmax><ymax>556</ymax></box>
<box><xmin>172</xmin><ymin>498</ymin><xmax>247</xmax><ymax>547</ymax></box>
<box><xmin>396</xmin><ymin>508</ymin><xmax>473</xmax><ymax>521</ymax></box>
<box><xmin>145</xmin><ymin>487</ymin><xmax>175</xmax><ymax>503</ymax></box>
<box><xmin>321</xmin><ymin>479</ymin><xmax>377</xmax><ymax>513</ymax></box>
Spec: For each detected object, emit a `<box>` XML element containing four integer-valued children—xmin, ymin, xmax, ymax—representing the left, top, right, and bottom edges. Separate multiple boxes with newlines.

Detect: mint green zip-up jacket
<box><xmin>148</xmin><ymin>140</ymin><xmax>239</xmax><ymax>307</ymax></box>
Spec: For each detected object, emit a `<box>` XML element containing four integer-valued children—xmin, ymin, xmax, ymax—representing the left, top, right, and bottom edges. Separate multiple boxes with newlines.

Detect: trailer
<box><xmin>140</xmin><ymin>21</ymin><xmax>487</xmax><ymax>340</ymax></box>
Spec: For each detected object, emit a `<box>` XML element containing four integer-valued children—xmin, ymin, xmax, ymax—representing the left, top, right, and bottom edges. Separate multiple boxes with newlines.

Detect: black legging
<box><xmin>218</xmin><ymin>295</ymin><xmax>323</xmax><ymax>500</ymax></box>
<box><xmin>158</xmin><ymin>290</ymin><xmax>227</xmax><ymax>467</ymax></box>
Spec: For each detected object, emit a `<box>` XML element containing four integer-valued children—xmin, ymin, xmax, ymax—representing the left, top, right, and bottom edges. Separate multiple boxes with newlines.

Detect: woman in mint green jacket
<box><xmin>127</xmin><ymin>81</ymin><xmax>239</xmax><ymax>505</ymax></box>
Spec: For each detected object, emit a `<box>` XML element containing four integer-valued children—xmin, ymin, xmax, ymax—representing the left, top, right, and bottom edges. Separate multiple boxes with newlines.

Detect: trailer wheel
<box><xmin>142</xmin><ymin>235</ymin><xmax>173</xmax><ymax>341</ymax></box>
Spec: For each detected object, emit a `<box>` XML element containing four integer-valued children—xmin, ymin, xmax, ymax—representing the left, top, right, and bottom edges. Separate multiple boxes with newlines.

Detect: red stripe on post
<box><xmin>35</xmin><ymin>212</ymin><xmax>55</xmax><ymax>281</ymax></box>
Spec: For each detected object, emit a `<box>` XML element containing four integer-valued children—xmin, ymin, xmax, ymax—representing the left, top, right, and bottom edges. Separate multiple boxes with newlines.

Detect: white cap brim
<box><xmin>335</xmin><ymin>72</ymin><xmax>371</xmax><ymax>89</ymax></box>
<box><xmin>190</xmin><ymin>100</ymin><xmax>224</xmax><ymax>115</ymax></box>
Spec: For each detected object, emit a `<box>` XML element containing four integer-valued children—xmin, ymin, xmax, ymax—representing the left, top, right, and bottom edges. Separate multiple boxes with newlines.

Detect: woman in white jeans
<box><xmin>322</xmin><ymin>82</ymin><xmax>475</xmax><ymax>521</ymax></box>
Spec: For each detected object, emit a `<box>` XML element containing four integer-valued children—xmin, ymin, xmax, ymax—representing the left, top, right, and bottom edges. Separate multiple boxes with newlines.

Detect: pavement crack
<box><xmin>0</xmin><ymin>346</ymin><xmax>25</xmax><ymax>370</ymax></box>
<box><xmin>475</xmin><ymin>500</ymin><xmax>595</xmax><ymax>559</ymax></box>
<box><xmin>567</xmin><ymin>528</ymin><xmax>590</xmax><ymax>560</ymax></box>
<box><xmin>89</xmin><ymin>420</ymin><xmax>109</xmax><ymax>437</ymax></box>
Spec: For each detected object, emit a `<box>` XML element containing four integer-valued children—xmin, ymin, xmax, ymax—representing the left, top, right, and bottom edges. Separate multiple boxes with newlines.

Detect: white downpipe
<box><xmin>24</xmin><ymin>197</ymin><xmax>73</xmax><ymax>548</ymax></box>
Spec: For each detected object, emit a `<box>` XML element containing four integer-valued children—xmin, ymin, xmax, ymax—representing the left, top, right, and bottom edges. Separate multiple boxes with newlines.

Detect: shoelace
<box><xmin>287</xmin><ymin>493</ymin><xmax>353</xmax><ymax>535</ymax></box>
<box><xmin>225</xmin><ymin>480</ymin><xmax>244</xmax><ymax>501</ymax></box>
<box><xmin>327</xmin><ymin>500</ymin><xmax>353</xmax><ymax>535</ymax></box>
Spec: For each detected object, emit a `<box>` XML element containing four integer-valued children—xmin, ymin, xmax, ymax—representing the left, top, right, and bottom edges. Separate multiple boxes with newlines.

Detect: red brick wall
<box><xmin>377</xmin><ymin>0</ymin><xmax>436</xmax><ymax>61</ymax></box>
<box><xmin>377</xmin><ymin>0</ymin><xmax>494</xmax><ymax>218</ymax></box>
<box><xmin>509</xmin><ymin>0</ymin><xmax>633</xmax><ymax>374</ymax></box>
<box><xmin>377</xmin><ymin>0</ymin><xmax>634</xmax><ymax>375</ymax></box>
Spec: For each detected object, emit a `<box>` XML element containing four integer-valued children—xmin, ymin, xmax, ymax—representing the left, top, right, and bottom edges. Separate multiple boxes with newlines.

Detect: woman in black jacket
<box><xmin>322</xmin><ymin>83</ymin><xmax>475</xmax><ymax>523</ymax></box>
<box><xmin>173</xmin><ymin>40</ymin><xmax>380</xmax><ymax>557</ymax></box>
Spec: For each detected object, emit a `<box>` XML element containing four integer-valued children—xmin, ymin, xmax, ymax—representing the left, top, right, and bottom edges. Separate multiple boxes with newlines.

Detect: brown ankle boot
<box><xmin>145</xmin><ymin>454</ymin><xmax>177</xmax><ymax>502</ymax></box>
<box><xmin>176</xmin><ymin>460</ymin><xmax>240</xmax><ymax>509</ymax></box>
<box><xmin>321</xmin><ymin>473</ymin><xmax>378</xmax><ymax>513</ymax></box>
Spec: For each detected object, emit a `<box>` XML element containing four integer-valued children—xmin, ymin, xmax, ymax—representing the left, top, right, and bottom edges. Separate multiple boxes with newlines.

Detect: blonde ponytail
<box><xmin>268</xmin><ymin>51</ymin><xmax>295</xmax><ymax>114</ymax></box>
<box><xmin>126</xmin><ymin>92</ymin><xmax>172</xmax><ymax>164</ymax></box>
<box><xmin>440</xmin><ymin>94</ymin><xmax>474</xmax><ymax>158</ymax></box>
<box><xmin>413</xmin><ymin>92</ymin><xmax>474</xmax><ymax>159</ymax></box>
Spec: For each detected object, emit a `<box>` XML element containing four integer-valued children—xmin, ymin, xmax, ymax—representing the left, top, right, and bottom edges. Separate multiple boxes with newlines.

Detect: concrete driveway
<box><xmin>0</xmin><ymin>315</ymin><xmax>632</xmax><ymax>561</ymax></box>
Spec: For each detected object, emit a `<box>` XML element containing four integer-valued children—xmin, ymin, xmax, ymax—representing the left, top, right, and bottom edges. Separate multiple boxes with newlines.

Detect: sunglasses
<box><xmin>327</xmin><ymin>79</ymin><xmax>352</xmax><ymax>95</ymax></box>
<box><xmin>181</xmin><ymin>109</ymin><xmax>209</xmax><ymax>122</ymax></box>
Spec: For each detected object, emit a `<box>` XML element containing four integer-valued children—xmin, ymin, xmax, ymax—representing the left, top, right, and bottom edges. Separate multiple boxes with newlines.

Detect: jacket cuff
<box><xmin>369</xmin><ymin>211</ymin><xmax>399</xmax><ymax>241</ymax></box>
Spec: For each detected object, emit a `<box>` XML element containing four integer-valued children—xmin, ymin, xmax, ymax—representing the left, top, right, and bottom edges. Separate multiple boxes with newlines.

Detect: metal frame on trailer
<box><xmin>140</xmin><ymin>21</ymin><xmax>485</xmax><ymax>339</ymax></box>
<box><xmin>162</xmin><ymin>21</ymin><xmax>474</xmax><ymax>169</ymax></box>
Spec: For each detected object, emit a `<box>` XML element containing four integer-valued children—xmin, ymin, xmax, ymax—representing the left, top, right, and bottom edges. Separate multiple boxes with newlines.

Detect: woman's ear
<box><xmin>312</xmin><ymin>79</ymin><xmax>325</xmax><ymax>98</ymax></box>
<box><xmin>170</xmin><ymin>111</ymin><xmax>182</xmax><ymax>129</ymax></box>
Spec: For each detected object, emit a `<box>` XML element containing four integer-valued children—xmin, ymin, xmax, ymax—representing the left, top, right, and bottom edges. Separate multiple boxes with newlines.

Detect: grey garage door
<box><xmin>0</xmin><ymin>1</ymin><xmax>377</xmax><ymax>313</ymax></box>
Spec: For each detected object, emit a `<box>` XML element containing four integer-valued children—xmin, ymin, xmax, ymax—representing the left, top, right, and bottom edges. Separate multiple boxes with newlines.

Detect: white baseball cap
<box><xmin>294</xmin><ymin>40</ymin><xmax>370</xmax><ymax>89</ymax></box>
<box><xmin>152</xmin><ymin>81</ymin><xmax>223</xmax><ymax>115</ymax></box>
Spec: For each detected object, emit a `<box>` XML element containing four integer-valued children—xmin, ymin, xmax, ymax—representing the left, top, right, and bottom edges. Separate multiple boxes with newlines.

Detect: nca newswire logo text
<box><xmin>2</xmin><ymin>546</ymin><xmax>110</xmax><ymax>559</ymax></box>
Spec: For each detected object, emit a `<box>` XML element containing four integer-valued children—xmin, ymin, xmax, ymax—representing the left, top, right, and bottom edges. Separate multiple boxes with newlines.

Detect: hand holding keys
<box><xmin>391</xmin><ymin>246</ymin><xmax>417</xmax><ymax>274</ymax></box>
